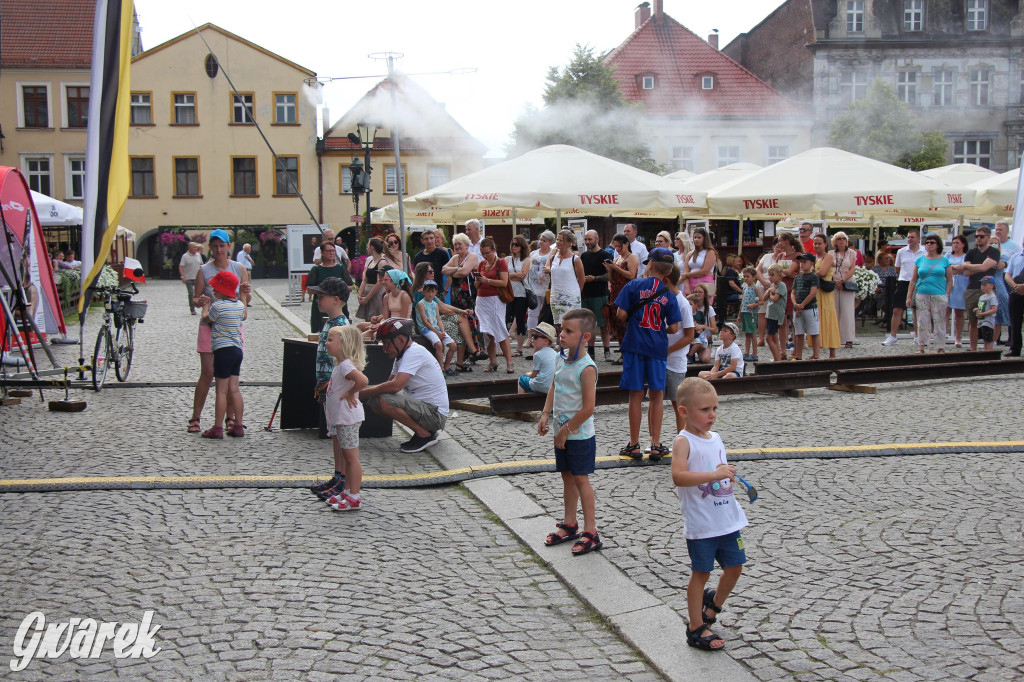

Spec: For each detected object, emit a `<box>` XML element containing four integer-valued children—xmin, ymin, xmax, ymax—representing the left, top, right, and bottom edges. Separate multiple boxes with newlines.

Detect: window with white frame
<box><xmin>130</xmin><ymin>92</ymin><xmax>151</xmax><ymax>124</ymax></box>
<box><xmin>66</xmin><ymin>156</ymin><xmax>86</xmax><ymax>200</ymax></box>
<box><xmin>340</xmin><ymin>166</ymin><xmax>353</xmax><ymax>194</ymax></box>
<box><xmin>24</xmin><ymin>157</ymin><xmax>52</xmax><ymax>195</ymax></box>
<box><xmin>839</xmin><ymin>70</ymin><xmax>868</xmax><ymax>104</ymax></box>
<box><xmin>232</xmin><ymin>94</ymin><xmax>255</xmax><ymax>124</ymax></box>
<box><xmin>766</xmin><ymin>145</ymin><xmax>790</xmax><ymax>165</ymax></box>
<box><xmin>953</xmin><ymin>140</ymin><xmax>991</xmax><ymax>168</ymax></box>
<box><xmin>966</xmin><ymin>0</ymin><xmax>987</xmax><ymax>30</ymax></box>
<box><xmin>846</xmin><ymin>0</ymin><xmax>865</xmax><ymax>32</ymax></box>
<box><xmin>897</xmin><ymin>71</ymin><xmax>917</xmax><ymax>104</ymax></box>
<box><xmin>641</xmin><ymin>76</ymin><xmax>655</xmax><ymax>90</ymax></box>
<box><xmin>173</xmin><ymin>93</ymin><xmax>196</xmax><ymax>124</ymax></box>
<box><xmin>970</xmin><ymin>69</ymin><xmax>989</xmax><ymax>105</ymax></box>
<box><xmin>933</xmin><ymin>69</ymin><xmax>954</xmax><ymax>106</ymax></box>
<box><xmin>275</xmin><ymin>93</ymin><xmax>296</xmax><ymax>124</ymax></box>
<box><xmin>384</xmin><ymin>165</ymin><xmax>407</xmax><ymax>194</ymax></box>
<box><xmin>669</xmin><ymin>145</ymin><xmax>694</xmax><ymax>172</ymax></box>
<box><xmin>427</xmin><ymin>165</ymin><xmax>450</xmax><ymax>189</ymax></box>
<box><xmin>715</xmin><ymin>145</ymin><xmax>741</xmax><ymax>168</ymax></box>
<box><xmin>65</xmin><ymin>85</ymin><xmax>89</xmax><ymax>128</ymax></box>
<box><xmin>702</xmin><ymin>76</ymin><xmax>714</xmax><ymax>90</ymax></box>
<box><xmin>21</xmin><ymin>85</ymin><xmax>49</xmax><ymax>128</ymax></box>
<box><xmin>903</xmin><ymin>0</ymin><xmax>923</xmax><ymax>31</ymax></box>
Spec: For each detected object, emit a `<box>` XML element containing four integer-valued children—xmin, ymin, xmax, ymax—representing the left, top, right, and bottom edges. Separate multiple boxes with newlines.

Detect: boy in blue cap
<box><xmin>614</xmin><ymin>247</ymin><xmax>681</xmax><ymax>461</ymax></box>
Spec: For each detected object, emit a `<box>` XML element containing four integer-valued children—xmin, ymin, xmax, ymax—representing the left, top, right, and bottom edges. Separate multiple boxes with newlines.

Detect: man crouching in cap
<box><xmin>360</xmin><ymin>318</ymin><xmax>450</xmax><ymax>453</ymax></box>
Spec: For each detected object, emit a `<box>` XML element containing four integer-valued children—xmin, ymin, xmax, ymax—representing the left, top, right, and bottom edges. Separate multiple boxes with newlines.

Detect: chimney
<box><xmin>322</xmin><ymin>108</ymin><xmax>330</xmax><ymax>138</ymax></box>
<box><xmin>653</xmin><ymin>0</ymin><xmax>663</xmax><ymax>21</ymax></box>
<box><xmin>708</xmin><ymin>31</ymin><xmax>719</xmax><ymax>50</ymax></box>
<box><xmin>635</xmin><ymin>2</ymin><xmax>651</xmax><ymax>29</ymax></box>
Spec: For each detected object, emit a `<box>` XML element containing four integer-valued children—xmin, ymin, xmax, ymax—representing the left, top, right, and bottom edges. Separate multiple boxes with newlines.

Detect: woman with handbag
<box><xmin>812</xmin><ymin>234</ymin><xmax>841</xmax><ymax>358</ymax></box>
<box><xmin>831</xmin><ymin>232</ymin><xmax>858</xmax><ymax>348</ymax></box>
<box><xmin>505</xmin><ymin>236</ymin><xmax>532</xmax><ymax>356</ymax></box>
<box><xmin>605</xmin><ymin>233</ymin><xmax>639</xmax><ymax>365</ymax></box>
<box><xmin>681</xmin><ymin>227</ymin><xmax>718</xmax><ymax>301</ymax></box>
<box><xmin>442</xmin><ymin>234</ymin><xmax>486</xmax><ymax>364</ymax></box>
<box><xmin>475</xmin><ymin>238</ymin><xmax>515</xmax><ymax>373</ymax></box>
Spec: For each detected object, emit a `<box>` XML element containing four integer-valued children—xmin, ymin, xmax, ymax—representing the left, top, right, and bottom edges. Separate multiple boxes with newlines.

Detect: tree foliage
<box><xmin>510</xmin><ymin>44</ymin><xmax>666</xmax><ymax>173</ymax></box>
<box><xmin>828</xmin><ymin>79</ymin><xmax>947</xmax><ymax>170</ymax></box>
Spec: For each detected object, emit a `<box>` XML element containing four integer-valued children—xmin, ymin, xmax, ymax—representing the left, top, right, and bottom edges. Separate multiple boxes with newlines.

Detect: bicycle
<box><xmin>91</xmin><ymin>282</ymin><xmax>147</xmax><ymax>391</ymax></box>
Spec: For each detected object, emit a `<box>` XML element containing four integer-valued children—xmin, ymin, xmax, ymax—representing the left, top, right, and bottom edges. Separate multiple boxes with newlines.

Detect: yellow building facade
<box><xmin>124</xmin><ymin>24</ymin><xmax>318</xmax><ymax>264</ymax></box>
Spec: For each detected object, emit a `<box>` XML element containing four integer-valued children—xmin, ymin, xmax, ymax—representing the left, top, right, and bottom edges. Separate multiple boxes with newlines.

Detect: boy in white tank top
<box><xmin>671</xmin><ymin>377</ymin><xmax>749</xmax><ymax>652</ymax></box>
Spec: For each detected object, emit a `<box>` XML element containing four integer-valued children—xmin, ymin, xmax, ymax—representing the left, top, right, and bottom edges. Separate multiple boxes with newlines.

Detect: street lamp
<box><xmin>347</xmin><ymin>122</ymin><xmax>378</xmax><ymax>251</ymax></box>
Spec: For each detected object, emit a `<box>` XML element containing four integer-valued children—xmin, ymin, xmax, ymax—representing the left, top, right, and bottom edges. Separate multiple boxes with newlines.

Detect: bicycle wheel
<box><xmin>92</xmin><ymin>325</ymin><xmax>113</xmax><ymax>391</ymax></box>
<box><xmin>115</xmin><ymin>320</ymin><xmax>135</xmax><ymax>382</ymax></box>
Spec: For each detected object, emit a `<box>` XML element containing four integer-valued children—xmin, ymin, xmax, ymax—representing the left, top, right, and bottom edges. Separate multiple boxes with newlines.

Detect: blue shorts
<box><xmin>212</xmin><ymin>346</ymin><xmax>243</xmax><ymax>378</ymax></box>
<box><xmin>554</xmin><ymin>436</ymin><xmax>596</xmax><ymax>476</ymax></box>
<box><xmin>619</xmin><ymin>352</ymin><xmax>667</xmax><ymax>392</ymax></box>
<box><xmin>518</xmin><ymin>374</ymin><xmax>539</xmax><ymax>393</ymax></box>
<box><xmin>686</xmin><ymin>530</ymin><xmax>747</xmax><ymax>573</ymax></box>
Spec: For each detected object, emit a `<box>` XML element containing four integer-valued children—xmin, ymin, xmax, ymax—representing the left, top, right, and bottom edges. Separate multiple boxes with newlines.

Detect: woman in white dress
<box><xmin>526</xmin><ymin>230</ymin><xmax>556</xmax><ymax>340</ymax></box>
<box><xmin>544</xmin><ymin>229</ymin><xmax>585</xmax><ymax>335</ymax></box>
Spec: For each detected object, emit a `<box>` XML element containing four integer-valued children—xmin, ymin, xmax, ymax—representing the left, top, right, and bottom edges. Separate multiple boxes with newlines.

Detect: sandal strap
<box><xmin>555</xmin><ymin>522</ymin><xmax>579</xmax><ymax>533</ymax></box>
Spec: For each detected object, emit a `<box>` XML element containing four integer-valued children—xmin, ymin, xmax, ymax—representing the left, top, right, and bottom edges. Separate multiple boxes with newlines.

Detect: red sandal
<box><xmin>571</xmin><ymin>532</ymin><xmax>603</xmax><ymax>556</ymax></box>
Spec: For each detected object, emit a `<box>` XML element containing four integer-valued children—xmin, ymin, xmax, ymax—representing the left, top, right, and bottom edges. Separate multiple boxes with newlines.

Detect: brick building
<box><xmin>604</xmin><ymin>0</ymin><xmax>812</xmax><ymax>173</ymax></box>
<box><xmin>724</xmin><ymin>0</ymin><xmax>1024</xmax><ymax>170</ymax></box>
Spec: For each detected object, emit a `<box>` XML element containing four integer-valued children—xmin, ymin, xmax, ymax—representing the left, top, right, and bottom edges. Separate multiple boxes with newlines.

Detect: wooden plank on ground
<box><xmin>753</xmin><ymin>350</ymin><xmax>1002</xmax><ymax>376</ymax></box>
<box><xmin>834</xmin><ymin>359</ymin><xmax>1024</xmax><ymax>385</ymax></box>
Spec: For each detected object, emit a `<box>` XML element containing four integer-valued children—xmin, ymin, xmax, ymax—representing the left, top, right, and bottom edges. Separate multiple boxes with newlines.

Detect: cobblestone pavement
<box><xmin>1</xmin><ymin>280</ymin><xmax>660</xmax><ymax>679</ymax></box>
<box><xmin>4</xmin><ymin>279</ymin><xmax>1023</xmax><ymax>680</ymax></box>
<box><xmin>0</xmin><ymin>488</ymin><xmax>656</xmax><ymax>680</ymax></box>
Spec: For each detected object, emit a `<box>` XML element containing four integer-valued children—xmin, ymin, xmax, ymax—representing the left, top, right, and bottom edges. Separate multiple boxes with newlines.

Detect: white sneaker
<box><xmin>882</xmin><ymin>335</ymin><xmax>898</xmax><ymax>346</ymax></box>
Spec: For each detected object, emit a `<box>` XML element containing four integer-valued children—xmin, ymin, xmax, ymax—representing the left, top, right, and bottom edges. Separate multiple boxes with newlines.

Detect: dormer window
<box><xmin>702</xmin><ymin>76</ymin><xmax>715</xmax><ymax>90</ymax></box>
<box><xmin>641</xmin><ymin>76</ymin><xmax>655</xmax><ymax>90</ymax></box>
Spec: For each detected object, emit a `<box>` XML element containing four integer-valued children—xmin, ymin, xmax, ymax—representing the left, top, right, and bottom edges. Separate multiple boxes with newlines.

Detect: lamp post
<box><xmin>347</xmin><ymin>122</ymin><xmax>378</xmax><ymax>253</ymax></box>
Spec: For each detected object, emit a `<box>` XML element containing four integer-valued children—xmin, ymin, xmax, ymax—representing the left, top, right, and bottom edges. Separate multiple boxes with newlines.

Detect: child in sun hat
<box><xmin>200</xmin><ymin>270</ymin><xmax>246</xmax><ymax>438</ymax></box>
<box><xmin>518</xmin><ymin>322</ymin><xmax>558</xmax><ymax>395</ymax></box>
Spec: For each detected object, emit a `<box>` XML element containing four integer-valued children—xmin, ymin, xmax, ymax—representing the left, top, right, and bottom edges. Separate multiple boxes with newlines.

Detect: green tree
<box><xmin>828</xmin><ymin>79</ymin><xmax>947</xmax><ymax>170</ymax></box>
<box><xmin>510</xmin><ymin>44</ymin><xmax>666</xmax><ymax>173</ymax></box>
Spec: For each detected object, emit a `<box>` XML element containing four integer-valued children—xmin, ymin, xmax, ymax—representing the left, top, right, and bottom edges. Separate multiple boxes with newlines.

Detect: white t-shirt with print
<box><xmin>714</xmin><ymin>342</ymin><xmax>744</xmax><ymax>376</ymax></box>
<box><xmin>325</xmin><ymin>359</ymin><xmax>365</xmax><ymax>429</ymax></box>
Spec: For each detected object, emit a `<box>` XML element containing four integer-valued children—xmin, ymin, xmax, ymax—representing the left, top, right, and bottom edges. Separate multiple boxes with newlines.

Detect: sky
<box><xmin>132</xmin><ymin>0</ymin><xmax>786</xmax><ymax>157</ymax></box>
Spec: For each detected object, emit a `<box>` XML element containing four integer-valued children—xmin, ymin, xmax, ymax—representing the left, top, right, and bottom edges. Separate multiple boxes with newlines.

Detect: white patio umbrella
<box><xmin>919</xmin><ymin>163</ymin><xmax>997</xmax><ymax>187</ymax></box>
<box><xmin>707</xmin><ymin>147</ymin><xmax>976</xmax><ymax>217</ymax></box>
<box><xmin>969</xmin><ymin>168</ymin><xmax>1019</xmax><ymax>217</ymax></box>
<box><xmin>386</xmin><ymin>144</ymin><xmax>707</xmax><ymax>217</ymax></box>
<box><xmin>664</xmin><ymin>168</ymin><xmax>696</xmax><ymax>181</ymax></box>
<box><xmin>680</xmin><ymin>162</ymin><xmax>762</xmax><ymax>194</ymax></box>
<box><xmin>31</xmin><ymin>191</ymin><xmax>83</xmax><ymax>226</ymax></box>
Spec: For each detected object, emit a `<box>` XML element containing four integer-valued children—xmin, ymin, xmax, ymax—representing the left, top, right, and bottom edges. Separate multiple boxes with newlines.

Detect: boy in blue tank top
<box><xmin>614</xmin><ymin>248</ymin><xmax>682</xmax><ymax>461</ymax></box>
<box><xmin>672</xmin><ymin>377</ymin><xmax>749</xmax><ymax>652</ymax></box>
<box><xmin>539</xmin><ymin>308</ymin><xmax>602</xmax><ymax>556</ymax></box>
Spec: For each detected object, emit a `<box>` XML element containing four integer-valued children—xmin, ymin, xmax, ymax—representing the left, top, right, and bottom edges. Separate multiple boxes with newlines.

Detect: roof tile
<box><xmin>1</xmin><ymin>0</ymin><xmax>96</xmax><ymax>68</ymax></box>
<box><xmin>605</xmin><ymin>13</ymin><xmax>805</xmax><ymax>118</ymax></box>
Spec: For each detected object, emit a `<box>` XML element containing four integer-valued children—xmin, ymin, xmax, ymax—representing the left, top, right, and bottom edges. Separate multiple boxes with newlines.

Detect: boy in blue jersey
<box><xmin>614</xmin><ymin>248</ymin><xmax>682</xmax><ymax>461</ymax></box>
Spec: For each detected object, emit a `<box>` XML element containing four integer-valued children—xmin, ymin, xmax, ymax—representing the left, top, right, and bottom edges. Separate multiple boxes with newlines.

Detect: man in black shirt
<box><xmin>412</xmin><ymin>230</ymin><xmax>451</xmax><ymax>292</ymax></box>
<box><xmin>580</xmin><ymin>230</ymin><xmax>614</xmax><ymax>361</ymax></box>
<box><xmin>953</xmin><ymin>226</ymin><xmax>1000</xmax><ymax>351</ymax></box>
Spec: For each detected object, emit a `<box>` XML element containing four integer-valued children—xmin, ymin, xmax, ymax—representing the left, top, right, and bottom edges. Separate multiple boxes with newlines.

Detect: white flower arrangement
<box><xmin>96</xmin><ymin>264</ymin><xmax>119</xmax><ymax>289</ymax></box>
<box><xmin>853</xmin><ymin>266</ymin><xmax>880</xmax><ymax>300</ymax></box>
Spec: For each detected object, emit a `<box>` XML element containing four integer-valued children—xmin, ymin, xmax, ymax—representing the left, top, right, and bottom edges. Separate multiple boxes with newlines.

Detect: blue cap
<box><xmin>209</xmin><ymin>229</ymin><xmax>231</xmax><ymax>244</ymax></box>
<box><xmin>422</xmin><ymin>279</ymin><xmax>439</xmax><ymax>289</ymax></box>
<box><xmin>644</xmin><ymin>247</ymin><xmax>675</xmax><ymax>265</ymax></box>
<box><xmin>980</xmin><ymin>275</ymin><xmax>995</xmax><ymax>285</ymax></box>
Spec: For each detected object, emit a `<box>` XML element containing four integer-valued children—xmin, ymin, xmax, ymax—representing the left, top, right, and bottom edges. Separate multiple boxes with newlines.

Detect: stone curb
<box><xmin>254</xmin><ymin>286</ymin><xmax>307</xmax><ymax>335</ymax></box>
<box><xmin>422</xmin><ymin>425</ymin><xmax>757</xmax><ymax>682</ymax></box>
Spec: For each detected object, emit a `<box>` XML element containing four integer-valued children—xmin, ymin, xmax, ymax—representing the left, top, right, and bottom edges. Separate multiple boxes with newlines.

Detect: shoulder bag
<box><xmin>492</xmin><ymin>259</ymin><xmax>515</xmax><ymax>304</ymax></box>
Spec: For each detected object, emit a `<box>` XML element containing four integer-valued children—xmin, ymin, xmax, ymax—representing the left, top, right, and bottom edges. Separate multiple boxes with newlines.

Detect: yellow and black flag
<box><xmin>79</xmin><ymin>0</ymin><xmax>133</xmax><ymax>315</ymax></box>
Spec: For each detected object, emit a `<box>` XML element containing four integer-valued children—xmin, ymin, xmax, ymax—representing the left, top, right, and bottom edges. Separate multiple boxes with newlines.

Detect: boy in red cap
<box><xmin>201</xmin><ymin>270</ymin><xmax>246</xmax><ymax>438</ymax></box>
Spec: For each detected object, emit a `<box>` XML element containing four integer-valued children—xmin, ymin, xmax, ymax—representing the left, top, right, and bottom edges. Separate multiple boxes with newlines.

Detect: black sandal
<box><xmin>571</xmin><ymin>532</ymin><xmax>603</xmax><ymax>556</ymax></box>
<box><xmin>619</xmin><ymin>442</ymin><xmax>643</xmax><ymax>460</ymax></box>
<box><xmin>702</xmin><ymin>588</ymin><xmax>722</xmax><ymax>624</ymax></box>
<box><xmin>649</xmin><ymin>443</ymin><xmax>670</xmax><ymax>462</ymax></box>
<box><xmin>686</xmin><ymin>624</ymin><xmax>725</xmax><ymax>651</ymax></box>
<box><xmin>455</xmin><ymin>363</ymin><xmax>472</xmax><ymax>373</ymax></box>
<box><xmin>544</xmin><ymin>522</ymin><xmax>580</xmax><ymax>546</ymax></box>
